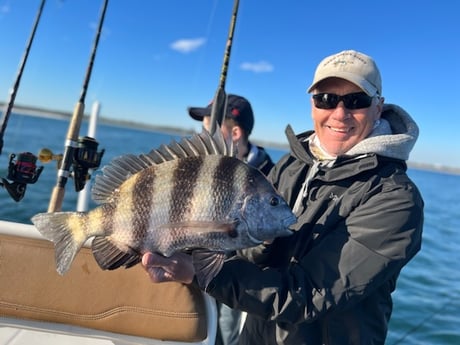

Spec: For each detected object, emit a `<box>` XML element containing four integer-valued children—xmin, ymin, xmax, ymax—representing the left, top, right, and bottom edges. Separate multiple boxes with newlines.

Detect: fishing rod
<box><xmin>47</xmin><ymin>0</ymin><xmax>108</xmax><ymax>212</ymax></box>
<box><xmin>0</xmin><ymin>0</ymin><xmax>46</xmax><ymax>202</ymax></box>
<box><xmin>0</xmin><ymin>0</ymin><xmax>46</xmax><ymax>155</ymax></box>
<box><xmin>209</xmin><ymin>0</ymin><xmax>240</xmax><ymax>136</ymax></box>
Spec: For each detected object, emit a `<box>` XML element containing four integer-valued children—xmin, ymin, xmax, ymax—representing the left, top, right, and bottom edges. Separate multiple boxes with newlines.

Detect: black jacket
<box><xmin>206</xmin><ymin>105</ymin><xmax>424</xmax><ymax>344</ymax></box>
<box><xmin>245</xmin><ymin>142</ymin><xmax>274</xmax><ymax>176</ymax></box>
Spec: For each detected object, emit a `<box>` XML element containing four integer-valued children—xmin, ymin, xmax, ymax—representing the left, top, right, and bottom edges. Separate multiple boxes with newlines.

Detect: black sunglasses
<box><xmin>312</xmin><ymin>92</ymin><xmax>374</xmax><ymax>110</ymax></box>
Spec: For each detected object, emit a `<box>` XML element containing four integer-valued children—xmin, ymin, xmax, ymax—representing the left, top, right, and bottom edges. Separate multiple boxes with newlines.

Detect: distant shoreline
<box><xmin>4</xmin><ymin>102</ymin><xmax>196</xmax><ymax>137</ymax></box>
<box><xmin>4</xmin><ymin>102</ymin><xmax>290</xmax><ymax>150</ymax></box>
<box><xmin>3</xmin><ymin>102</ymin><xmax>460</xmax><ymax>175</ymax></box>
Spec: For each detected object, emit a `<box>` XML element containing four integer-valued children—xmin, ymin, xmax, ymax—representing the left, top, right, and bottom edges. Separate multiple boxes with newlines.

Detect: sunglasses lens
<box><xmin>312</xmin><ymin>93</ymin><xmax>339</xmax><ymax>109</ymax></box>
<box><xmin>343</xmin><ymin>93</ymin><xmax>373</xmax><ymax>109</ymax></box>
<box><xmin>313</xmin><ymin>93</ymin><xmax>373</xmax><ymax>110</ymax></box>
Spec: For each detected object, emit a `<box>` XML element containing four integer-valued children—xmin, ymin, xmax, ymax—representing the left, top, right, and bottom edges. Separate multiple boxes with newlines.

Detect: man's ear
<box><xmin>373</xmin><ymin>96</ymin><xmax>384</xmax><ymax>120</ymax></box>
<box><xmin>232</xmin><ymin>125</ymin><xmax>243</xmax><ymax>141</ymax></box>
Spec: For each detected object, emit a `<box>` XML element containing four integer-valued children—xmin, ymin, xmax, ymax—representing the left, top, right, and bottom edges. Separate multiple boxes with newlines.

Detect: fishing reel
<box><xmin>0</xmin><ymin>152</ymin><xmax>44</xmax><ymax>202</ymax></box>
<box><xmin>38</xmin><ymin>136</ymin><xmax>104</xmax><ymax>193</ymax></box>
<box><xmin>72</xmin><ymin>136</ymin><xmax>105</xmax><ymax>192</ymax></box>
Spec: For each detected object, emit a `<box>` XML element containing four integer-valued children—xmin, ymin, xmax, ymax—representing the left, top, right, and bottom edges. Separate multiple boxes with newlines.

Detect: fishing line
<box><xmin>205</xmin><ymin>0</ymin><xmax>220</xmax><ymax>37</ymax></box>
<box><xmin>190</xmin><ymin>0</ymin><xmax>219</xmax><ymax>90</ymax></box>
<box><xmin>390</xmin><ymin>293</ymin><xmax>458</xmax><ymax>345</ymax></box>
<box><xmin>0</xmin><ymin>109</ymin><xmax>24</xmax><ymax>156</ymax></box>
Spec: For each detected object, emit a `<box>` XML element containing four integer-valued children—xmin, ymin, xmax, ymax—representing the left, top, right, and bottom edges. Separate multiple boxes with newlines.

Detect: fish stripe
<box><xmin>212</xmin><ymin>156</ymin><xmax>240</xmax><ymax>217</ymax></box>
<box><xmin>110</xmin><ymin>174</ymin><xmax>137</xmax><ymax>247</ymax></box>
<box><xmin>30</xmin><ymin>129</ymin><xmax>297</xmax><ymax>279</ymax></box>
<box><xmin>182</xmin><ymin>156</ymin><xmax>221</xmax><ymax>230</ymax></box>
<box><xmin>132</xmin><ymin>167</ymin><xmax>156</xmax><ymax>244</ymax></box>
<box><xmin>169</xmin><ymin>157</ymin><xmax>204</xmax><ymax>223</ymax></box>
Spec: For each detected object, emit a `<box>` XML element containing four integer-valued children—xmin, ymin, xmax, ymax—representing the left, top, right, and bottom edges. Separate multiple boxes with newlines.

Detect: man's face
<box><xmin>311</xmin><ymin>78</ymin><xmax>383</xmax><ymax>156</ymax></box>
<box><xmin>202</xmin><ymin>116</ymin><xmax>233</xmax><ymax>140</ymax></box>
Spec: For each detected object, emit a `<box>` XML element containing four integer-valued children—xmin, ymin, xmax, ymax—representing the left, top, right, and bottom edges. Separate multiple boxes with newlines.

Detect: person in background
<box><xmin>142</xmin><ymin>50</ymin><xmax>424</xmax><ymax>345</ymax></box>
<box><xmin>188</xmin><ymin>93</ymin><xmax>274</xmax><ymax>176</ymax></box>
<box><xmin>188</xmin><ymin>93</ymin><xmax>274</xmax><ymax>345</ymax></box>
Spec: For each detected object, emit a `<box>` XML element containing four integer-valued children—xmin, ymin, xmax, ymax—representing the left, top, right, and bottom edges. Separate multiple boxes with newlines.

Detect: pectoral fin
<box><xmin>192</xmin><ymin>249</ymin><xmax>226</xmax><ymax>289</ymax></box>
<box><xmin>160</xmin><ymin>220</ymin><xmax>238</xmax><ymax>237</ymax></box>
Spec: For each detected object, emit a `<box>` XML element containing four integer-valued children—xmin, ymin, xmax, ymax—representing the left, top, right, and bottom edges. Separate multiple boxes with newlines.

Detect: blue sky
<box><xmin>1</xmin><ymin>0</ymin><xmax>459</xmax><ymax>168</ymax></box>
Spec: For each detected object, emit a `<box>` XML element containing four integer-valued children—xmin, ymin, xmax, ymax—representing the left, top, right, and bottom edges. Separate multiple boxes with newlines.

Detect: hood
<box><xmin>346</xmin><ymin>104</ymin><xmax>419</xmax><ymax>160</ymax></box>
<box><xmin>286</xmin><ymin>103</ymin><xmax>419</xmax><ymax>162</ymax></box>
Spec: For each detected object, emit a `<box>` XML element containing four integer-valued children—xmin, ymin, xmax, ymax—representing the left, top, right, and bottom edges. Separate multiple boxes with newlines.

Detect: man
<box><xmin>142</xmin><ymin>50</ymin><xmax>424</xmax><ymax>344</ymax></box>
<box><xmin>188</xmin><ymin>94</ymin><xmax>274</xmax><ymax>176</ymax></box>
<box><xmin>189</xmin><ymin>93</ymin><xmax>274</xmax><ymax>345</ymax></box>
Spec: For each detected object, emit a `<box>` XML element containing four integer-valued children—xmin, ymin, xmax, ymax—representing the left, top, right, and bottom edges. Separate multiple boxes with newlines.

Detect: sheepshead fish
<box><xmin>32</xmin><ymin>129</ymin><xmax>296</xmax><ymax>287</ymax></box>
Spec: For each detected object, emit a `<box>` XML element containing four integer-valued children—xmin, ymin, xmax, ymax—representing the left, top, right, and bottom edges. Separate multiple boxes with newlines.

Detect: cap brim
<box><xmin>307</xmin><ymin>73</ymin><xmax>378</xmax><ymax>96</ymax></box>
<box><xmin>187</xmin><ymin>107</ymin><xmax>209</xmax><ymax>121</ymax></box>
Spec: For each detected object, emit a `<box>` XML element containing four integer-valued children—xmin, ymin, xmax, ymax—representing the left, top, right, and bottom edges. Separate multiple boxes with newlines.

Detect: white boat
<box><xmin>0</xmin><ymin>220</ymin><xmax>217</xmax><ymax>345</ymax></box>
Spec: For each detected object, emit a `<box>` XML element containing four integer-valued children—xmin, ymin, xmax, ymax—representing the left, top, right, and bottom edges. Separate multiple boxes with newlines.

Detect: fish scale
<box><xmin>31</xmin><ymin>130</ymin><xmax>297</xmax><ymax>288</ymax></box>
<box><xmin>170</xmin><ymin>156</ymin><xmax>206</xmax><ymax>223</ymax></box>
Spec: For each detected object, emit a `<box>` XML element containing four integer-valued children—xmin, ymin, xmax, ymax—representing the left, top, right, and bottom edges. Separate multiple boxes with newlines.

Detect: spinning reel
<box><xmin>38</xmin><ymin>136</ymin><xmax>105</xmax><ymax>192</ymax></box>
<box><xmin>72</xmin><ymin>136</ymin><xmax>105</xmax><ymax>192</ymax></box>
<box><xmin>1</xmin><ymin>152</ymin><xmax>43</xmax><ymax>202</ymax></box>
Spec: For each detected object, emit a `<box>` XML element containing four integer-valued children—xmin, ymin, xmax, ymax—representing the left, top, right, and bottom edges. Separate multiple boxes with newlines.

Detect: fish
<box><xmin>31</xmin><ymin>129</ymin><xmax>296</xmax><ymax>288</ymax></box>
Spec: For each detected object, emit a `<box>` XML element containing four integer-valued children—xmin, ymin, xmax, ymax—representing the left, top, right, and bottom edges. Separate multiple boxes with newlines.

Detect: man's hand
<box><xmin>142</xmin><ymin>252</ymin><xmax>195</xmax><ymax>284</ymax></box>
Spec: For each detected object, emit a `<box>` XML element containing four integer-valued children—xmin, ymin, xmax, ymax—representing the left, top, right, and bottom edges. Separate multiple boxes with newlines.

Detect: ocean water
<box><xmin>1</xmin><ymin>113</ymin><xmax>459</xmax><ymax>344</ymax></box>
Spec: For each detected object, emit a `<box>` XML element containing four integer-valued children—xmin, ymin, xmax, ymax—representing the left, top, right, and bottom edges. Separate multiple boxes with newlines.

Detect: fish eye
<box><xmin>269</xmin><ymin>196</ymin><xmax>279</xmax><ymax>206</ymax></box>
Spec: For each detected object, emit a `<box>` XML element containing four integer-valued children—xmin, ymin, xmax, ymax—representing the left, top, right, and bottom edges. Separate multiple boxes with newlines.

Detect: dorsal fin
<box><xmin>91</xmin><ymin>129</ymin><xmax>235</xmax><ymax>204</ymax></box>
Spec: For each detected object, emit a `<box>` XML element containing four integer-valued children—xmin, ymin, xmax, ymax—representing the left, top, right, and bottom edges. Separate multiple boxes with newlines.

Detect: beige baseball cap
<box><xmin>307</xmin><ymin>50</ymin><xmax>382</xmax><ymax>96</ymax></box>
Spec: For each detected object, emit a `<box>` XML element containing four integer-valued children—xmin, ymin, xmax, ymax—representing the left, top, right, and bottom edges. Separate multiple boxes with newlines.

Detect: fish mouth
<box><xmin>245</xmin><ymin>214</ymin><xmax>297</xmax><ymax>243</ymax></box>
<box><xmin>281</xmin><ymin>214</ymin><xmax>297</xmax><ymax>236</ymax></box>
<box><xmin>284</xmin><ymin>214</ymin><xmax>297</xmax><ymax>228</ymax></box>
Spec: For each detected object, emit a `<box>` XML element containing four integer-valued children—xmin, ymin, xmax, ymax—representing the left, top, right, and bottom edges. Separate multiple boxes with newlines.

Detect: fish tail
<box><xmin>31</xmin><ymin>212</ymin><xmax>89</xmax><ymax>275</ymax></box>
